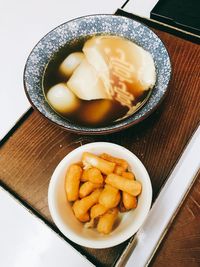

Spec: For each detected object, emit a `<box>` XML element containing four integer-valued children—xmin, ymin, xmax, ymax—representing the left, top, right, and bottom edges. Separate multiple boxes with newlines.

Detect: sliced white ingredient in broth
<box><xmin>83</xmin><ymin>36</ymin><xmax>156</xmax><ymax>91</ymax></box>
<box><xmin>59</xmin><ymin>52</ymin><xmax>85</xmax><ymax>78</ymax></box>
<box><xmin>83</xmin><ymin>36</ymin><xmax>156</xmax><ymax>116</ymax></box>
<box><xmin>67</xmin><ymin>59</ymin><xmax>110</xmax><ymax>100</ymax></box>
<box><xmin>47</xmin><ymin>83</ymin><xmax>80</xmax><ymax>115</ymax></box>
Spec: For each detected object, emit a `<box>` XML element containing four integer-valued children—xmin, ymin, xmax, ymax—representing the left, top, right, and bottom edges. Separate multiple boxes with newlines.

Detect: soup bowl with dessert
<box><xmin>24</xmin><ymin>14</ymin><xmax>171</xmax><ymax>134</ymax></box>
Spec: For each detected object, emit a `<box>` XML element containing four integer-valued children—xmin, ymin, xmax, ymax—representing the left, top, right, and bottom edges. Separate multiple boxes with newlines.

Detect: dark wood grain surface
<box><xmin>151</xmin><ymin>172</ymin><xmax>200</xmax><ymax>267</ymax></box>
<box><xmin>0</xmin><ymin>28</ymin><xmax>199</xmax><ymax>266</ymax></box>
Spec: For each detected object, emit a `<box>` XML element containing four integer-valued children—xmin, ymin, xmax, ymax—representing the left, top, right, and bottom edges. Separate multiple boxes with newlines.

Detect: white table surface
<box><xmin>0</xmin><ymin>187</ymin><xmax>94</xmax><ymax>267</ymax></box>
<box><xmin>0</xmin><ymin>0</ymin><xmax>125</xmax><ymax>141</ymax></box>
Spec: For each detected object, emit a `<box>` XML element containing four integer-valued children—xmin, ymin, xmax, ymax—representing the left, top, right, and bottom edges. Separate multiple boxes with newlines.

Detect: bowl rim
<box><xmin>24</xmin><ymin>14</ymin><xmax>172</xmax><ymax>135</ymax></box>
<box><xmin>48</xmin><ymin>142</ymin><xmax>152</xmax><ymax>248</ymax></box>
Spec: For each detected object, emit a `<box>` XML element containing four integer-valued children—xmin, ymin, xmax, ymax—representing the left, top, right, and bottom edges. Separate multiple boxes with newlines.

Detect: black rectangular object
<box><xmin>151</xmin><ymin>0</ymin><xmax>200</xmax><ymax>36</ymax></box>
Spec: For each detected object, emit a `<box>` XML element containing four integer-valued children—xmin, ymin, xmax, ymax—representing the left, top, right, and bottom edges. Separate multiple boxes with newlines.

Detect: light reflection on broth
<box><xmin>43</xmin><ymin>35</ymin><xmax>156</xmax><ymax>126</ymax></box>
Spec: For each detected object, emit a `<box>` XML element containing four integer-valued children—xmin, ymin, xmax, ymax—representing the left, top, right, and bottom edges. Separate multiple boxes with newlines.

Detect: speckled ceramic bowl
<box><xmin>24</xmin><ymin>14</ymin><xmax>171</xmax><ymax>134</ymax></box>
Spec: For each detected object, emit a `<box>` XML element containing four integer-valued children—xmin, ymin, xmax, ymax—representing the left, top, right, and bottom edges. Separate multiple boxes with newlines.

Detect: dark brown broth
<box><xmin>43</xmin><ymin>35</ymin><xmax>151</xmax><ymax>127</ymax></box>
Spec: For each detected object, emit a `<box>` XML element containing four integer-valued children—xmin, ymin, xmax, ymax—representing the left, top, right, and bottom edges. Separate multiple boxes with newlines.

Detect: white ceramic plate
<box><xmin>48</xmin><ymin>142</ymin><xmax>152</xmax><ymax>248</ymax></box>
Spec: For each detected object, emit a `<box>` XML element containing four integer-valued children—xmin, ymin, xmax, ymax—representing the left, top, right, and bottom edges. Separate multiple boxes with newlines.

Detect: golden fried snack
<box><xmin>78</xmin><ymin>212</ymin><xmax>90</xmax><ymax>223</ymax></box>
<box><xmin>82</xmin><ymin>152</ymin><xmax>115</xmax><ymax>175</ymax></box>
<box><xmin>76</xmin><ymin>161</ymin><xmax>84</xmax><ymax>168</ymax></box>
<box><xmin>99</xmin><ymin>185</ymin><xmax>121</xmax><ymax>209</ymax></box>
<box><xmin>100</xmin><ymin>153</ymin><xmax>128</xmax><ymax>170</ymax></box>
<box><xmin>72</xmin><ymin>189</ymin><xmax>101</xmax><ymax>221</ymax></box>
<box><xmin>65</xmin><ymin>151</ymin><xmax>142</xmax><ymax>234</ymax></box>
<box><xmin>123</xmin><ymin>192</ymin><xmax>137</xmax><ymax>210</ymax></box>
<box><xmin>90</xmin><ymin>204</ymin><xmax>107</xmax><ymax>219</ymax></box>
<box><xmin>79</xmin><ymin>181</ymin><xmax>102</xmax><ymax>198</ymax></box>
<box><xmin>85</xmin><ymin>203</ymin><xmax>108</xmax><ymax>228</ymax></box>
<box><xmin>122</xmin><ymin>171</ymin><xmax>135</xmax><ymax>180</ymax></box>
<box><xmin>121</xmin><ymin>171</ymin><xmax>137</xmax><ymax>210</ymax></box>
<box><xmin>97</xmin><ymin>208</ymin><xmax>118</xmax><ymax>234</ymax></box>
<box><xmin>81</xmin><ymin>167</ymin><xmax>103</xmax><ymax>184</ymax></box>
<box><xmin>114</xmin><ymin>165</ymin><xmax>124</xmax><ymax>176</ymax></box>
<box><xmin>65</xmin><ymin>164</ymin><xmax>82</xmax><ymax>201</ymax></box>
<box><xmin>105</xmin><ymin>174</ymin><xmax>142</xmax><ymax>196</ymax></box>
